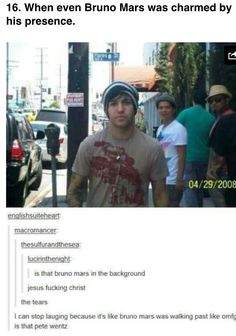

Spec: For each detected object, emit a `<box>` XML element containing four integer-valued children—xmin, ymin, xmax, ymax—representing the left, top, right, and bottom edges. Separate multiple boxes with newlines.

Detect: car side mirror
<box><xmin>36</xmin><ymin>130</ymin><xmax>45</xmax><ymax>140</ymax></box>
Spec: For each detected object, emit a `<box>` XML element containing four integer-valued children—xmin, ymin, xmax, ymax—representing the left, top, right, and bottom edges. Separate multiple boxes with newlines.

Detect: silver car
<box><xmin>31</xmin><ymin>121</ymin><xmax>68</xmax><ymax>164</ymax></box>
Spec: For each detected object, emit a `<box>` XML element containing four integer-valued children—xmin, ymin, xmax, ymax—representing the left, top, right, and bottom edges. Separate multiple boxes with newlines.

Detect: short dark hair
<box><xmin>193</xmin><ymin>89</ymin><xmax>207</xmax><ymax>106</ymax></box>
<box><xmin>155</xmin><ymin>93</ymin><xmax>176</xmax><ymax>109</ymax></box>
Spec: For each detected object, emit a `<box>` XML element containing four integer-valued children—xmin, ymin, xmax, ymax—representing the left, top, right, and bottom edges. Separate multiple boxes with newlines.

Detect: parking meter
<box><xmin>45</xmin><ymin>123</ymin><xmax>60</xmax><ymax>156</ymax></box>
<box><xmin>45</xmin><ymin>123</ymin><xmax>60</xmax><ymax>207</ymax></box>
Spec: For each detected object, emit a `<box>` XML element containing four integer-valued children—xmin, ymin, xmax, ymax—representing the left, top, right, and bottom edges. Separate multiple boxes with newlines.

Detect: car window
<box><xmin>36</xmin><ymin>110</ymin><xmax>66</xmax><ymax>123</ymax></box>
<box><xmin>16</xmin><ymin>119</ymin><xmax>26</xmax><ymax>141</ymax></box>
<box><xmin>6</xmin><ymin>114</ymin><xmax>11</xmax><ymax>150</ymax></box>
<box><xmin>31</xmin><ymin>124</ymin><xmax>46</xmax><ymax>132</ymax></box>
<box><xmin>6</xmin><ymin>113</ymin><xmax>18</xmax><ymax>145</ymax></box>
<box><xmin>24</xmin><ymin>119</ymin><xmax>34</xmax><ymax>139</ymax></box>
<box><xmin>15</xmin><ymin>116</ymin><xmax>32</xmax><ymax>141</ymax></box>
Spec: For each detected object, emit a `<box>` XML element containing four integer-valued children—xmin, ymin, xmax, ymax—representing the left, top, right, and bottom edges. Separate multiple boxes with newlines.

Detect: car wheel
<box><xmin>30</xmin><ymin>160</ymin><xmax>43</xmax><ymax>190</ymax></box>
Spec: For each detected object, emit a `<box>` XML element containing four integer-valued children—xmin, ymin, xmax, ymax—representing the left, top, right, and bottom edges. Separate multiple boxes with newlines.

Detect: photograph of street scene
<box><xmin>6</xmin><ymin>42</ymin><xmax>236</xmax><ymax>208</ymax></box>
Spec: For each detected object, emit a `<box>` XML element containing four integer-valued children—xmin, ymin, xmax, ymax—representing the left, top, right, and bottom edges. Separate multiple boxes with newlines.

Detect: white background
<box><xmin>1</xmin><ymin>0</ymin><xmax>236</xmax><ymax>335</ymax></box>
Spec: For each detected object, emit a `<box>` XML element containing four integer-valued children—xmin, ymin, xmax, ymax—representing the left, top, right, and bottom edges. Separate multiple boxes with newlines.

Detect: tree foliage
<box><xmin>49</xmin><ymin>101</ymin><xmax>60</xmax><ymax>109</ymax></box>
<box><xmin>173</xmin><ymin>43</ymin><xmax>205</xmax><ymax>111</ymax></box>
<box><xmin>155</xmin><ymin>43</ymin><xmax>171</xmax><ymax>92</ymax></box>
<box><xmin>155</xmin><ymin>42</ymin><xmax>236</xmax><ymax>112</ymax></box>
<box><xmin>155</xmin><ymin>43</ymin><xmax>206</xmax><ymax>112</ymax></box>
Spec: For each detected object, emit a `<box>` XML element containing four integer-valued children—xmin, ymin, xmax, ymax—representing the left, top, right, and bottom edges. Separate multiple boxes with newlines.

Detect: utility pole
<box><xmin>40</xmin><ymin>48</ymin><xmax>43</xmax><ymax>110</ymax></box>
<box><xmin>111</xmin><ymin>42</ymin><xmax>115</xmax><ymax>82</ymax></box>
<box><xmin>58</xmin><ymin>64</ymin><xmax>62</xmax><ymax>107</ymax></box>
<box><xmin>107</xmin><ymin>42</ymin><xmax>118</xmax><ymax>83</ymax></box>
<box><xmin>67</xmin><ymin>43</ymin><xmax>89</xmax><ymax>194</ymax></box>
<box><xmin>6</xmin><ymin>43</ymin><xmax>19</xmax><ymax>111</ymax></box>
<box><xmin>6</xmin><ymin>43</ymin><xmax>9</xmax><ymax>111</ymax></box>
<box><xmin>16</xmin><ymin>87</ymin><xmax>19</xmax><ymax>106</ymax></box>
<box><xmin>36</xmin><ymin>47</ymin><xmax>47</xmax><ymax>110</ymax></box>
<box><xmin>107</xmin><ymin>42</ymin><xmax>116</xmax><ymax>83</ymax></box>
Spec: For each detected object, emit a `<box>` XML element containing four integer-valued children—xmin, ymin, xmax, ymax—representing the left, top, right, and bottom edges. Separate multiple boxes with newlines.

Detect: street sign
<box><xmin>93</xmin><ymin>52</ymin><xmax>120</xmax><ymax>62</ymax></box>
<box><xmin>66</xmin><ymin>93</ymin><xmax>84</xmax><ymax>107</ymax></box>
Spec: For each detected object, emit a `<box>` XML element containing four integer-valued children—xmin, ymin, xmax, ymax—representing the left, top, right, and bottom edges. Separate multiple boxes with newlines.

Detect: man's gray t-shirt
<box><xmin>72</xmin><ymin>127</ymin><xmax>168</xmax><ymax>207</ymax></box>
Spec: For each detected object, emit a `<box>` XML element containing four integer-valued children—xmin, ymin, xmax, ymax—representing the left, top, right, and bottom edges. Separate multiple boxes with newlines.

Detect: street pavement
<box><xmin>25</xmin><ymin>168</ymin><xmax>68</xmax><ymax>208</ymax></box>
<box><xmin>37</xmin><ymin>168</ymin><xmax>67</xmax><ymax>208</ymax></box>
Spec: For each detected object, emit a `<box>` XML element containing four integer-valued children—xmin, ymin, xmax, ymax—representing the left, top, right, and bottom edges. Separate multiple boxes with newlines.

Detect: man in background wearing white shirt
<box><xmin>156</xmin><ymin>93</ymin><xmax>187</xmax><ymax>207</ymax></box>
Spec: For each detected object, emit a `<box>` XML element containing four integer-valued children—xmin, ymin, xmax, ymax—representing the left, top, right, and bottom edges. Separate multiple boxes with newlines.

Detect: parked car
<box><xmin>6</xmin><ymin>112</ymin><xmax>44</xmax><ymax>207</ymax></box>
<box><xmin>36</xmin><ymin>108</ymin><xmax>67</xmax><ymax>124</ymax></box>
<box><xmin>31</xmin><ymin>121</ymin><xmax>68</xmax><ymax>164</ymax></box>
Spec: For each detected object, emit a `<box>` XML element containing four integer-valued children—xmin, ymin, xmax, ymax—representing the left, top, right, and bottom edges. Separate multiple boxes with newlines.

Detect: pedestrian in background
<box><xmin>68</xmin><ymin>81</ymin><xmax>168</xmax><ymax>207</ymax></box>
<box><xmin>177</xmin><ymin>89</ymin><xmax>215</xmax><ymax>207</ymax></box>
<box><xmin>156</xmin><ymin>93</ymin><xmax>187</xmax><ymax>207</ymax></box>
<box><xmin>207</xmin><ymin>85</ymin><xmax>235</xmax><ymax>207</ymax></box>
<box><xmin>28</xmin><ymin>110</ymin><xmax>37</xmax><ymax>122</ymax></box>
<box><xmin>210</xmin><ymin>112</ymin><xmax>236</xmax><ymax>207</ymax></box>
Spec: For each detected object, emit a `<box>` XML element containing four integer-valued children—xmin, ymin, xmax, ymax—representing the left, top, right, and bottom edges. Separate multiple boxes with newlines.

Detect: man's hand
<box><xmin>207</xmin><ymin>150</ymin><xmax>226</xmax><ymax>180</ymax></box>
<box><xmin>175</xmin><ymin>179</ymin><xmax>184</xmax><ymax>191</ymax></box>
<box><xmin>151</xmin><ymin>178</ymin><xmax>169</xmax><ymax>207</ymax></box>
<box><xmin>176</xmin><ymin>145</ymin><xmax>186</xmax><ymax>191</ymax></box>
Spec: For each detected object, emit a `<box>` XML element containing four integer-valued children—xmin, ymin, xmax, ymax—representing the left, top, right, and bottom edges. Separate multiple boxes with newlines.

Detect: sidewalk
<box><xmin>37</xmin><ymin>169</ymin><xmax>68</xmax><ymax>207</ymax></box>
<box><xmin>37</xmin><ymin>194</ymin><xmax>68</xmax><ymax>207</ymax></box>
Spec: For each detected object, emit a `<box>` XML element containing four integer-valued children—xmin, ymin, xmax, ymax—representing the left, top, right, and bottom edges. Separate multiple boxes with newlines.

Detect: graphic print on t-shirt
<box><xmin>157</xmin><ymin>132</ymin><xmax>174</xmax><ymax>161</ymax></box>
<box><xmin>91</xmin><ymin>141</ymin><xmax>145</xmax><ymax>206</ymax></box>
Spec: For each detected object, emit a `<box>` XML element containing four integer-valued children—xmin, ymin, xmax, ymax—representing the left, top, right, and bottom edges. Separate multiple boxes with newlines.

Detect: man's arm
<box><xmin>151</xmin><ymin>178</ymin><xmax>169</xmax><ymax>207</ymax></box>
<box><xmin>207</xmin><ymin>150</ymin><xmax>226</xmax><ymax>180</ymax></box>
<box><xmin>208</xmin><ymin>117</ymin><xmax>228</xmax><ymax>179</ymax></box>
<box><xmin>176</xmin><ymin>145</ymin><xmax>186</xmax><ymax>191</ymax></box>
<box><xmin>67</xmin><ymin>173</ymin><xmax>85</xmax><ymax>207</ymax></box>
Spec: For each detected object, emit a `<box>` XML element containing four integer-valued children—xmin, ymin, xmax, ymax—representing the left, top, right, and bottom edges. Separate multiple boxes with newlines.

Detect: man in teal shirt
<box><xmin>177</xmin><ymin>89</ymin><xmax>215</xmax><ymax>206</ymax></box>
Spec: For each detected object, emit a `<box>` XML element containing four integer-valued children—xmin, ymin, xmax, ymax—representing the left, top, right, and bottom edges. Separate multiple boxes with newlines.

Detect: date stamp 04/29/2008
<box><xmin>188</xmin><ymin>180</ymin><xmax>236</xmax><ymax>189</ymax></box>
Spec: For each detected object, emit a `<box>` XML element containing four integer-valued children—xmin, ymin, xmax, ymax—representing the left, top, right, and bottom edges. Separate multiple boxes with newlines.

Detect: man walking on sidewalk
<box><xmin>156</xmin><ymin>93</ymin><xmax>187</xmax><ymax>206</ymax></box>
<box><xmin>207</xmin><ymin>85</ymin><xmax>236</xmax><ymax>207</ymax></box>
<box><xmin>67</xmin><ymin>81</ymin><xmax>168</xmax><ymax>207</ymax></box>
<box><xmin>177</xmin><ymin>89</ymin><xmax>215</xmax><ymax>207</ymax></box>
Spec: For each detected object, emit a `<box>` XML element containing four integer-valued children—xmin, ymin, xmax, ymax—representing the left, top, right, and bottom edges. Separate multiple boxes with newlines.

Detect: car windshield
<box><xmin>31</xmin><ymin>123</ymin><xmax>47</xmax><ymax>132</ymax></box>
<box><xmin>31</xmin><ymin>123</ymin><xmax>66</xmax><ymax>137</ymax></box>
<box><xmin>36</xmin><ymin>109</ymin><xmax>66</xmax><ymax>123</ymax></box>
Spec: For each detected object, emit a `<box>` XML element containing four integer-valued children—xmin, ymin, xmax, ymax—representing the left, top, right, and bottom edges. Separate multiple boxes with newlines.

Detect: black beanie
<box><xmin>102</xmin><ymin>81</ymin><xmax>139</xmax><ymax>115</ymax></box>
